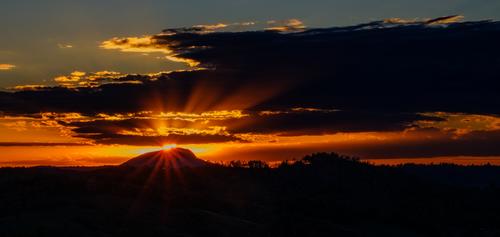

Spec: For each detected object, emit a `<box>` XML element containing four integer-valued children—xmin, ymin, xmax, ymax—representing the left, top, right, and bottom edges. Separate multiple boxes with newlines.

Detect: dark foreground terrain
<box><xmin>1</xmin><ymin>152</ymin><xmax>500</xmax><ymax>237</ymax></box>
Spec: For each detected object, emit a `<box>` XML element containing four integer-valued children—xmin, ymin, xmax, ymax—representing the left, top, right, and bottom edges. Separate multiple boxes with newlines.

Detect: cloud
<box><xmin>76</xmin><ymin>133</ymin><xmax>241</xmax><ymax>146</ymax></box>
<box><xmin>100</xmin><ymin>36</ymin><xmax>199</xmax><ymax>66</ymax></box>
<box><xmin>383</xmin><ymin>15</ymin><xmax>464</xmax><ymax>26</ymax></box>
<box><xmin>208</xmin><ymin>109</ymin><xmax>443</xmax><ymax>136</ymax></box>
<box><xmin>57</xmin><ymin>43</ymin><xmax>74</xmax><ymax>49</ymax></box>
<box><xmin>101</xmin><ymin>36</ymin><xmax>171</xmax><ymax>54</ymax></box>
<box><xmin>9</xmin><ymin>85</ymin><xmax>49</xmax><ymax>91</ymax></box>
<box><xmin>415</xmin><ymin>112</ymin><xmax>500</xmax><ymax>135</ymax></box>
<box><xmin>339</xmin><ymin>129</ymin><xmax>500</xmax><ymax>159</ymax></box>
<box><xmin>203</xmin><ymin>129</ymin><xmax>500</xmax><ymax>161</ymax></box>
<box><xmin>0</xmin><ymin>142</ymin><xmax>85</xmax><ymax>147</ymax></box>
<box><xmin>0</xmin><ymin>64</ymin><xmax>16</xmax><ymax>71</ymax></box>
<box><xmin>191</xmin><ymin>23</ymin><xmax>229</xmax><ymax>32</ymax></box>
<box><xmin>51</xmin><ymin>70</ymin><xmax>138</xmax><ymax>87</ymax></box>
<box><xmin>54</xmin><ymin>71</ymin><xmax>86</xmax><ymax>83</ymax></box>
<box><xmin>44</xmin><ymin>108</ymin><xmax>446</xmax><ymax>146</ymax></box>
<box><xmin>266</xmin><ymin>19</ymin><xmax>306</xmax><ymax>32</ymax></box>
<box><xmin>162</xmin><ymin>21</ymin><xmax>258</xmax><ymax>34</ymax></box>
<box><xmin>426</xmin><ymin>15</ymin><xmax>464</xmax><ymax>25</ymax></box>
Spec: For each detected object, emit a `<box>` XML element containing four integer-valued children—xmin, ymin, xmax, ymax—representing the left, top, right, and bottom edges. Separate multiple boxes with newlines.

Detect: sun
<box><xmin>162</xmin><ymin>144</ymin><xmax>177</xmax><ymax>150</ymax></box>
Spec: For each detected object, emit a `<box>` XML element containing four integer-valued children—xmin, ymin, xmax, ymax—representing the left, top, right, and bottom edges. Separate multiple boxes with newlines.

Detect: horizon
<box><xmin>3</xmin><ymin>146</ymin><xmax>500</xmax><ymax>168</ymax></box>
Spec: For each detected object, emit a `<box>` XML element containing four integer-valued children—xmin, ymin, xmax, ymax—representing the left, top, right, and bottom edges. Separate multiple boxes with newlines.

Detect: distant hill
<box><xmin>120</xmin><ymin>148</ymin><xmax>211</xmax><ymax>169</ymax></box>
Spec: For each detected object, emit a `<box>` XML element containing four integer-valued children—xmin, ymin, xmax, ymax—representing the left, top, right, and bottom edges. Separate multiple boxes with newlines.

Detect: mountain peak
<box><xmin>120</xmin><ymin>147</ymin><xmax>210</xmax><ymax>169</ymax></box>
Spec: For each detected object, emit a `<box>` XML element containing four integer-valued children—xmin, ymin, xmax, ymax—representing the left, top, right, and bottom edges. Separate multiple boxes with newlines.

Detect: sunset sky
<box><xmin>1</xmin><ymin>1</ymin><xmax>500</xmax><ymax>166</ymax></box>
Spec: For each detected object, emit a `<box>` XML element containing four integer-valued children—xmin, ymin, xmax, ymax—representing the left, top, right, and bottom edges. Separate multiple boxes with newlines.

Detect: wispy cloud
<box><xmin>0</xmin><ymin>64</ymin><xmax>16</xmax><ymax>71</ymax></box>
<box><xmin>100</xmin><ymin>36</ymin><xmax>171</xmax><ymax>54</ymax></box>
<box><xmin>54</xmin><ymin>71</ymin><xmax>86</xmax><ymax>83</ymax></box>
<box><xmin>415</xmin><ymin>112</ymin><xmax>500</xmax><ymax>135</ymax></box>
<box><xmin>100</xmin><ymin>36</ymin><xmax>199</xmax><ymax>66</ymax></box>
<box><xmin>191</xmin><ymin>23</ymin><xmax>229</xmax><ymax>32</ymax></box>
<box><xmin>426</xmin><ymin>15</ymin><xmax>464</xmax><ymax>25</ymax></box>
<box><xmin>51</xmin><ymin>70</ymin><xmax>144</xmax><ymax>88</ymax></box>
<box><xmin>57</xmin><ymin>43</ymin><xmax>74</xmax><ymax>49</ymax></box>
<box><xmin>8</xmin><ymin>85</ymin><xmax>50</xmax><ymax>91</ymax></box>
<box><xmin>383</xmin><ymin>15</ymin><xmax>464</xmax><ymax>25</ymax></box>
<box><xmin>266</xmin><ymin>19</ymin><xmax>306</xmax><ymax>32</ymax></box>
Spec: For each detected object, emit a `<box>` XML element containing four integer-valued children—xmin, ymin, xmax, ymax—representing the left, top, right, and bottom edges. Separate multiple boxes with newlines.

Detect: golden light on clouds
<box><xmin>52</xmin><ymin>70</ymin><xmax>133</xmax><ymax>87</ymax></box>
<box><xmin>100</xmin><ymin>36</ymin><xmax>172</xmax><ymax>54</ymax></box>
<box><xmin>192</xmin><ymin>23</ymin><xmax>229</xmax><ymax>32</ymax></box>
<box><xmin>0</xmin><ymin>64</ymin><xmax>16</xmax><ymax>70</ymax></box>
<box><xmin>0</xmin><ymin>115</ymin><xmax>86</xmax><ymax>144</ymax></box>
<box><xmin>57</xmin><ymin>43</ymin><xmax>74</xmax><ymax>49</ymax></box>
<box><xmin>426</xmin><ymin>15</ymin><xmax>464</xmax><ymax>25</ymax></box>
<box><xmin>416</xmin><ymin>112</ymin><xmax>500</xmax><ymax>135</ymax></box>
<box><xmin>383</xmin><ymin>15</ymin><xmax>464</xmax><ymax>25</ymax></box>
<box><xmin>95</xmin><ymin>110</ymin><xmax>248</xmax><ymax>122</ymax></box>
<box><xmin>54</xmin><ymin>70</ymin><xmax>86</xmax><ymax>83</ymax></box>
<box><xmin>266</xmin><ymin>19</ymin><xmax>306</xmax><ymax>32</ymax></box>
<box><xmin>10</xmin><ymin>84</ymin><xmax>48</xmax><ymax>90</ymax></box>
<box><xmin>100</xmin><ymin>36</ymin><xmax>200</xmax><ymax>67</ymax></box>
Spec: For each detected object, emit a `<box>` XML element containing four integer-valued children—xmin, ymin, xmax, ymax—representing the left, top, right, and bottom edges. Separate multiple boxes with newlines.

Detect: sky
<box><xmin>1</xmin><ymin>0</ymin><xmax>500</xmax><ymax>166</ymax></box>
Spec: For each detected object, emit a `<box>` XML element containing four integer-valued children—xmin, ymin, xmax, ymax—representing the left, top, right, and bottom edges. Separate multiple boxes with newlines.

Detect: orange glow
<box><xmin>1</xmin><ymin>129</ymin><xmax>499</xmax><ymax>167</ymax></box>
<box><xmin>416</xmin><ymin>112</ymin><xmax>500</xmax><ymax>135</ymax></box>
<box><xmin>100</xmin><ymin>36</ymin><xmax>200</xmax><ymax>67</ymax></box>
<box><xmin>1</xmin><ymin>93</ymin><xmax>499</xmax><ymax>167</ymax></box>
<box><xmin>162</xmin><ymin>144</ymin><xmax>177</xmax><ymax>150</ymax></box>
<box><xmin>0</xmin><ymin>64</ymin><xmax>16</xmax><ymax>70</ymax></box>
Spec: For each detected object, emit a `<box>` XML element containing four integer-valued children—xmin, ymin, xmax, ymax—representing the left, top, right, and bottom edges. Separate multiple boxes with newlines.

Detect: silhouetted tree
<box><xmin>247</xmin><ymin>160</ymin><xmax>269</xmax><ymax>169</ymax></box>
<box><xmin>229</xmin><ymin>160</ymin><xmax>244</xmax><ymax>168</ymax></box>
<box><xmin>302</xmin><ymin>152</ymin><xmax>361</xmax><ymax>167</ymax></box>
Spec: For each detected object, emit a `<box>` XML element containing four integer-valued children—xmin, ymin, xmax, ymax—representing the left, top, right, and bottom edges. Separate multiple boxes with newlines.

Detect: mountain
<box><xmin>120</xmin><ymin>147</ymin><xmax>211</xmax><ymax>169</ymax></box>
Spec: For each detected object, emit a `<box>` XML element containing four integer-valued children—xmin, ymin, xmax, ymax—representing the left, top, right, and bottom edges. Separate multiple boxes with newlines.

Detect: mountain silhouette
<box><xmin>120</xmin><ymin>147</ymin><xmax>210</xmax><ymax>169</ymax></box>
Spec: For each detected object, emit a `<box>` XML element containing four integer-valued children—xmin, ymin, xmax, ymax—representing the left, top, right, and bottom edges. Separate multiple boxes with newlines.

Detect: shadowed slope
<box><xmin>121</xmin><ymin>148</ymin><xmax>210</xmax><ymax>169</ymax></box>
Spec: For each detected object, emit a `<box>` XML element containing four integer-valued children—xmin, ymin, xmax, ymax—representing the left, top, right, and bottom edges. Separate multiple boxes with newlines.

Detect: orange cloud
<box><xmin>100</xmin><ymin>36</ymin><xmax>199</xmax><ymax>66</ymax></box>
<box><xmin>54</xmin><ymin>70</ymin><xmax>87</xmax><ymax>83</ymax></box>
<box><xmin>192</xmin><ymin>23</ymin><xmax>229</xmax><ymax>32</ymax></box>
<box><xmin>426</xmin><ymin>15</ymin><xmax>464</xmax><ymax>25</ymax></box>
<box><xmin>415</xmin><ymin>112</ymin><xmax>500</xmax><ymax>135</ymax></box>
<box><xmin>0</xmin><ymin>64</ymin><xmax>15</xmax><ymax>70</ymax></box>
<box><xmin>383</xmin><ymin>15</ymin><xmax>464</xmax><ymax>26</ymax></box>
<box><xmin>52</xmin><ymin>70</ymin><xmax>140</xmax><ymax>87</ymax></box>
<box><xmin>266</xmin><ymin>19</ymin><xmax>306</xmax><ymax>32</ymax></box>
<box><xmin>100</xmin><ymin>36</ymin><xmax>172</xmax><ymax>54</ymax></box>
<box><xmin>9</xmin><ymin>85</ymin><xmax>49</xmax><ymax>91</ymax></box>
<box><xmin>57</xmin><ymin>43</ymin><xmax>74</xmax><ymax>49</ymax></box>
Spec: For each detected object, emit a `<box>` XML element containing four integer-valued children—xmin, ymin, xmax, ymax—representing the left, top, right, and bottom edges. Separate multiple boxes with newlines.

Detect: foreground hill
<box><xmin>120</xmin><ymin>148</ymin><xmax>211</xmax><ymax>169</ymax></box>
<box><xmin>0</xmin><ymin>152</ymin><xmax>500</xmax><ymax>237</ymax></box>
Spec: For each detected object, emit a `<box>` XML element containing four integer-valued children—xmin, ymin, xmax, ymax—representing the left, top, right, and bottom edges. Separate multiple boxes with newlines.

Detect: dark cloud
<box><xmin>153</xmin><ymin>19</ymin><xmax>500</xmax><ymax>114</ymax></box>
<box><xmin>61</xmin><ymin>110</ymin><xmax>442</xmax><ymax>142</ymax></box>
<box><xmin>213</xmin><ymin>110</ymin><xmax>443</xmax><ymax>135</ymax></box>
<box><xmin>0</xmin><ymin>142</ymin><xmax>86</xmax><ymax>147</ymax></box>
<box><xmin>204</xmin><ymin>129</ymin><xmax>500</xmax><ymax>161</ymax></box>
<box><xmin>75</xmin><ymin>133</ymin><xmax>241</xmax><ymax>146</ymax></box>
<box><xmin>337</xmin><ymin>129</ymin><xmax>500</xmax><ymax>159</ymax></box>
